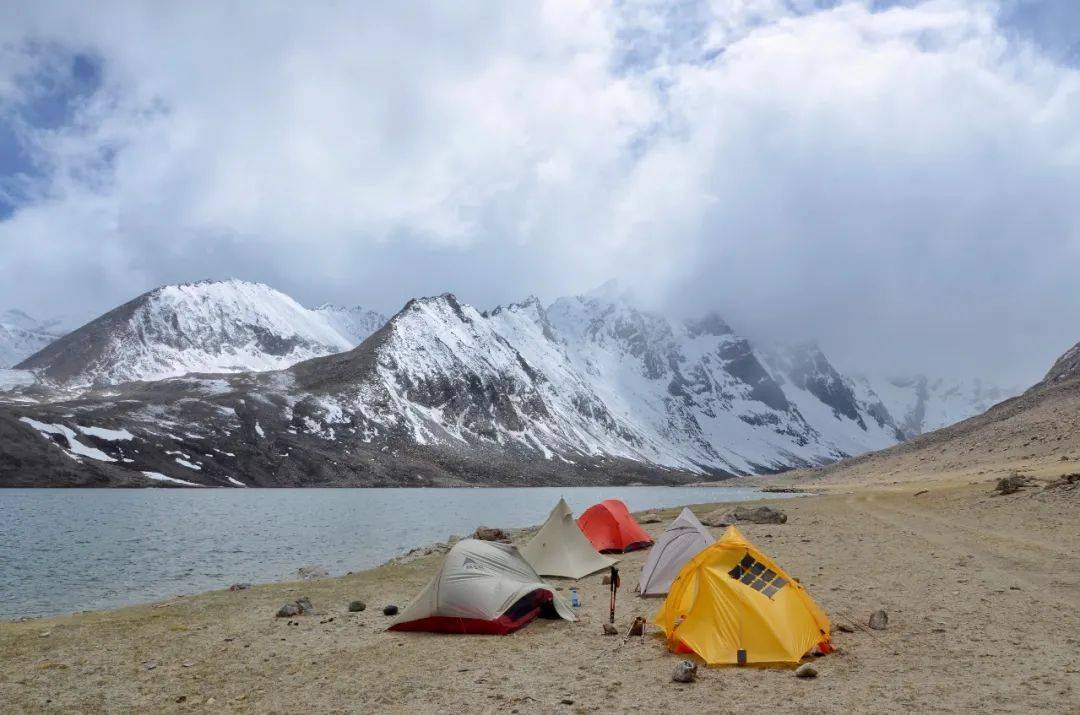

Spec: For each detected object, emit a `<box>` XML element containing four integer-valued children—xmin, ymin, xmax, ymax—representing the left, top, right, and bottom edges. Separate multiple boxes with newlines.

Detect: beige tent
<box><xmin>389</xmin><ymin>539</ymin><xmax>575</xmax><ymax>634</ymax></box>
<box><xmin>638</xmin><ymin>507</ymin><xmax>714</xmax><ymax>596</ymax></box>
<box><xmin>520</xmin><ymin>498</ymin><xmax>616</xmax><ymax>579</ymax></box>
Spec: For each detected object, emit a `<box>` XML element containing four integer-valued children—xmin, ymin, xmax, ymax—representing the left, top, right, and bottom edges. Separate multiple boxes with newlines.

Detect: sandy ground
<box><xmin>2</xmin><ymin>477</ymin><xmax>1077</xmax><ymax>714</ymax></box>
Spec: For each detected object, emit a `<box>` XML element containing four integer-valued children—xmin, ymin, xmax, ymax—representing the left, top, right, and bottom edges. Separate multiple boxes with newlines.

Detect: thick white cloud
<box><xmin>0</xmin><ymin>0</ymin><xmax>1077</xmax><ymax>384</ymax></box>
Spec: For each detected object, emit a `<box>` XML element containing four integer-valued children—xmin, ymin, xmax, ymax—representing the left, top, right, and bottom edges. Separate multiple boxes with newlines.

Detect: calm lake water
<box><xmin>0</xmin><ymin>486</ymin><xmax>791</xmax><ymax>619</ymax></box>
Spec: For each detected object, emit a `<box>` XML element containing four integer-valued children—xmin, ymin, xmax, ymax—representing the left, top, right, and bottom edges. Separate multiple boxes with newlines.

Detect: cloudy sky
<box><xmin>0</xmin><ymin>0</ymin><xmax>1077</xmax><ymax>385</ymax></box>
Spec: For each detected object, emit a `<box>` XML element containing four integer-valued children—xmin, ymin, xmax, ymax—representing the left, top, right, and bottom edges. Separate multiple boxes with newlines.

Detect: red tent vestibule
<box><xmin>576</xmin><ymin>499</ymin><xmax>654</xmax><ymax>553</ymax></box>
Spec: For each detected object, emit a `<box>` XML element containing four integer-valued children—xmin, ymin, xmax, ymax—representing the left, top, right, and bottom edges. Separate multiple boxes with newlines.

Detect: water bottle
<box><xmin>570</xmin><ymin>587</ymin><xmax>580</xmax><ymax>608</ymax></box>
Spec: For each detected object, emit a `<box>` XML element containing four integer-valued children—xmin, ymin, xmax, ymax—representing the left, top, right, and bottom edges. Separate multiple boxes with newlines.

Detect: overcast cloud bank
<box><xmin>0</xmin><ymin>0</ymin><xmax>1077</xmax><ymax>385</ymax></box>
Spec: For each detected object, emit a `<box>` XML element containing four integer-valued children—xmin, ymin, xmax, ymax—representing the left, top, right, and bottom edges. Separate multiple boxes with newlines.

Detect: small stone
<box><xmin>994</xmin><ymin>475</ymin><xmax>1028</xmax><ymax>496</ymax></box>
<box><xmin>276</xmin><ymin>603</ymin><xmax>300</xmax><ymax>618</ymax></box>
<box><xmin>836</xmin><ymin>623</ymin><xmax>855</xmax><ymax>633</ymax></box>
<box><xmin>38</xmin><ymin>631</ymin><xmax>50</xmax><ymax>638</ymax></box>
<box><xmin>602</xmin><ymin>624</ymin><xmax>618</xmax><ymax>636</ymax></box>
<box><xmin>296</xmin><ymin>565</ymin><xmax>329</xmax><ymax>580</ymax></box>
<box><xmin>182</xmin><ymin>661</ymin><xmax>194</xmax><ymax>668</ymax></box>
<box><xmin>228</xmin><ymin>583</ymin><xmax>251</xmax><ymax>591</ymax></box>
<box><xmin>348</xmin><ymin>600</ymin><xmax>366</xmax><ymax>613</ymax></box>
<box><xmin>175</xmin><ymin>695</ymin><xmax>187</xmax><ymax>703</ymax></box>
<box><xmin>383</xmin><ymin>605</ymin><xmax>399</xmax><ymax>616</ymax></box>
<box><xmin>795</xmin><ymin>663</ymin><xmax>818</xmax><ymax>678</ymax></box>
<box><xmin>868</xmin><ymin>610</ymin><xmax>888</xmax><ymax>630</ymax></box>
<box><xmin>206</xmin><ymin>698</ymin><xmax>215</xmax><ymax>705</ymax></box>
<box><xmin>560</xmin><ymin>698</ymin><xmax>575</xmax><ymax>705</ymax></box>
<box><xmin>144</xmin><ymin>662</ymin><xmax>158</xmax><ymax>671</ymax></box>
<box><xmin>473</xmin><ymin>526</ymin><xmax>507</xmax><ymax>541</ymax></box>
<box><xmin>672</xmin><ymin>660</ymin><xmax>698</xmax><ymax>683</ymax></box>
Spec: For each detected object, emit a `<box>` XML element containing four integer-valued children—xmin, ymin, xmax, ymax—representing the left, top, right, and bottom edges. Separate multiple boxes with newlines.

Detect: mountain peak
<box><xmin>1041</xmin><ymin>341</ymin><xmax>1080</xmax><ymax>386</ymax></box>
<box><xmin>685</xmin><ymin>312</ymin><xmax>733</xmax><ymax>338</ymax></box>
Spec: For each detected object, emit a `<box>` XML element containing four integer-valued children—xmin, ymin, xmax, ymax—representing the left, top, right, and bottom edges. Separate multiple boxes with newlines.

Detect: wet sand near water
<box><xmin>2</xmin><ymin>479</ymin><xmax>1077</xmax><ymax>713</ymax></box>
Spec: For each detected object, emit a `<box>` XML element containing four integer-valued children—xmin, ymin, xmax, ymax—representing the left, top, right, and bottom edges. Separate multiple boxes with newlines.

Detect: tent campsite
<box><xmin>637</xmin><ymin>507</ymin><xmax>715</xmax><ymax>597</ymax></box>
<box><xmin>519</xmin><ymin>498</ymin><xmax>616</xmax><ymax>579</ymax></box>
<box><xmin>654</xmin><ymin>525</ymin><xmax>831</xmax><ymax>665</ymax></box>
<box><xmin>388</xmin><ymin>539</ymin><xmax>575</xmax><ymax>634</ymax></box>
<box><xmin>577</xmin><ymin>499</ymin><xmax>654</xmax><ymax>553</ymax></box>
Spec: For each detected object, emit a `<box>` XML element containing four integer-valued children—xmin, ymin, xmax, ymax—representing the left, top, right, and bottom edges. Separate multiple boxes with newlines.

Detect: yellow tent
<box><xmin>654</xmin><ymin>525</ymin><xmax>830</xmax><ymax>665</ymax></box>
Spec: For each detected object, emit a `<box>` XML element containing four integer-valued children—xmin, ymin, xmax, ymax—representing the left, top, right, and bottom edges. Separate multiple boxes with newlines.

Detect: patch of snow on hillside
<box><xmin>142</xmin><ymin>471</ymin><xmax>199</xmax><ymax>486</ymax></box>
<box><xmin>19</xmin><ymin>417</ymin><xmax>116</xmax><ymax>462</ymax></box>
<box><xmin>76</xmin><ymin>425</ymin><xmax>134</xmax><ymax>441</ymax></box>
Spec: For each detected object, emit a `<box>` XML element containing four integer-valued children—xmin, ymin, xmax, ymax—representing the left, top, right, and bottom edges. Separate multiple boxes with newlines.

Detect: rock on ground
<box><xmin>472</xmin><ymin>527</ymin><xmax>507</xmax><ymax>541</ymax></box>
<box><xmin>639</xmin><ymin>512</ymin><xmax>662</xmax><ymax>524</ymax></box>
<box><xmin>275</xmin><ymin>603</ymin><xmax>300</xmax><ymax>618</ymax></box>
<box><xmin>348</xmin><ymin>600</ymin><xmax>366</xmax><ymax>613</ymax></box>
<box><xmin>602</xmin><ymin>624</ymin><xmax>618</xmax><ymax>636</ymax></box>
<box><xmin>297</xmin><ymin>565</ymin><xmax>329</xmax><ymax>580</ymax></box>
<box><xmin>672</xmin><ymin>661</ymin><xmax>698</xmax><ymax>683</ymax></box>
<box><xmin>702</xmin><ymin>505</ymin><xmax>787</xmax><ymax>526</ymax></box>
<box><xmin>795</xmin><ymin>663</ymin><xmax>818</xmax><ymax>678</ymax></box>
<box><xmin>868</xmin><ymin>609</ymin><xmax>888</xmax><ymax>630</ymax></box>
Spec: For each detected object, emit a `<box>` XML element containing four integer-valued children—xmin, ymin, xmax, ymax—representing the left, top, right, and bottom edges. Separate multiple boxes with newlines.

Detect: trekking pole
<box><xmin>609</xmin><ymin>565</ymin><xmax>620</xmax><ymax>624</ymax></box>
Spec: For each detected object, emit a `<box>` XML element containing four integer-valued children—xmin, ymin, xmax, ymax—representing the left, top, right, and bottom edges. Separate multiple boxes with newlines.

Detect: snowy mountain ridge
<box><xmin>15</xmin><ymin>280</ymin><xmax>386</xmax><ymax>387</ymax></box>
<box><xmin>854</xmin><ymin>374</ymin><xmax>1019</xmax><ymax>437</ymax></box>
<box><xmin>287</xmin><ymin>291</ymin><xmax>904</xmax><ymax>476</ymax></box>
<box><xmin>0</xmin><ymin>310</ymin><xmax>78</xmax><ymax>368</ymax></box>
<box><xmin>0</xmin><ymin>281</ymin><xmax>1017</xmax><ymax>486</ymax></box>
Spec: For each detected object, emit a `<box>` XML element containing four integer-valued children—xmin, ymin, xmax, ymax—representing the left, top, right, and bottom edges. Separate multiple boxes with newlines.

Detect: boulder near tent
<box><xmin>519</xmin><ymin>498</ymin><xmax>616</xmax><ymax>579</ymax></box>
<box><xmin>576</xmin><ymin>499</ymin><xmax>654</xmax><ymax>553</ymax></box>
<box><xmin>388</xmin><ymin>539</ymin><xmax>575</xmax><ymax>634</ymax></box>
<box><xmin>654</xmin><ymin>525</ymin><xmax>831</xmax><ymax>665</ymax></box>
<box><xmin>637</xmin><ymin>507</ymin><xmax>715</xmax><ymax>596</ymax></box>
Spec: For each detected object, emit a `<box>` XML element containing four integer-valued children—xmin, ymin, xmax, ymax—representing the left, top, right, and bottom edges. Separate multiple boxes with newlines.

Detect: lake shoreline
<box><xmin>1</xmin><ymin>485</ymin><xmax>795</xmax><ymax>621</ymax></box>
<box><xmin>4</xmin><ymin>477</ymin><xmax>1075</xmax><ymax>712</ymax></box>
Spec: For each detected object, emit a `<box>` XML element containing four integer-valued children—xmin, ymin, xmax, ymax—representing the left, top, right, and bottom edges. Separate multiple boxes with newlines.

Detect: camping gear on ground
<box><xmin>608</xmin><ymin>565</ymin><xmax>620</xmax><ymax>623</ymax></box>
<box><xmin>654</xmin><ymin>525</ymin><xmax>831</xmax><ymax>665</ymax></box>
<box><xmin>519</xmin><ymin>498</ymin><xmax>616</xmax><ymax>579</ymax></box>
<box><xmin>570</xmin><ymin>588</ymin><xmax>580</xmax><ymax>608</ymax></box>
<box><xmin>638</xmin><ymin>507</ymin><xmax>715</xmax><ymax>596</ymax></box>
<box><xmin>576</xmin><ymin>499</ymin><xmax>655</xmax><ymax>553</ymax></box>
<box><xmin>626</xmin><ymin>616</ymin><xmax>646</xmax><ymax>642</ymax></box>
<box><xmin>388</xmin><ymin>538</ymin><xmax>575</xmax><ymax>634</ymax></box>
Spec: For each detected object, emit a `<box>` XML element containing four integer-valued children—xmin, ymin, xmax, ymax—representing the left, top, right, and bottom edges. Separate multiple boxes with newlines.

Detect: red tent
<box><xmin>576</xmin><ymin>499</ymin><xmax>654</xmax><ymax>553</ymax></box>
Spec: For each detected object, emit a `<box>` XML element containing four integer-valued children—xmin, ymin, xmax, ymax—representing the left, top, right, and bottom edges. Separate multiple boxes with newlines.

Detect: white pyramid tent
<box><xmin>389</xmin><ymin>539</ymin><xmax>575</xmax><ymax>634</ymax></box>
<box><xmin>637</xmin><ymin>507</ymin><xmax>714</xmax><ymax>596</ymax></box>
<box><xmin>519</xmin><ymin>498</ymin><xmax>616</xmax><ymax>579</ymax></box>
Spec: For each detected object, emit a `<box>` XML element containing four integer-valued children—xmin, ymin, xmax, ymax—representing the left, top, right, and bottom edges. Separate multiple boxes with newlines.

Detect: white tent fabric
<box><xmin>519</xmin><ymin>498</ymin><xmax>617</xmax><ymax>579</ymax></box>
<box><xmin>637</xmin><ymin>507</ymin><xmax>714</xmax><ymax>596</ymax></box>
<box><xmin>391</xmin><ymin>539</ymin><xmax>575</xmax><ymax>630</ymax></box>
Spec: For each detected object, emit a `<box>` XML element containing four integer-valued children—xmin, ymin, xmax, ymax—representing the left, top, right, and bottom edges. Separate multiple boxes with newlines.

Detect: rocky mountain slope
<box><xmin>15</xmin><ymin>280</ymin><xmax>385</xmax><ymax>387</ymax></box>
<box><xmin>793</xmin><ymin>342</ymin><xmax>1080</xmax><ymax>487</ymax></box>
<box><xmin>1</xmin><ymin>287</ymin><xmax>935</xmax><ymax>487</ymax></box>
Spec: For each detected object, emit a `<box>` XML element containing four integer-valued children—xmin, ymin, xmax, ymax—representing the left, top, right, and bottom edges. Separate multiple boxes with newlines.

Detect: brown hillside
<box><xmin>791</xmin><ymin>372</ymin><xmax>1080</xmax><ymax>487</ymax></box>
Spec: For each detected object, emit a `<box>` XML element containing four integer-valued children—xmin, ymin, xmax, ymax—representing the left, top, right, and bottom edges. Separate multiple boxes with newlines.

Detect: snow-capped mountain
<box><xmin>0</xmin><ymin>309</ymin><xmax>79</xmax><ymax>368</ymax></box>
<box><xmin>15</xmin><ymin>280</ymin><xmax>386</xmax><ymax>387</ymax></box>
<box><xmin>855</xmin><ymin>375</ymin><xmax>1019</xmax><ymax>437</ymax></box>
<box><xmin>3</xmin><ymin>289</ymin><xmax>924</xmax><ymax>487</ymax></box>
<box><xmin>314</xmin><ymin>304</ymin><xmax>387</xmax><ymax>344</ymax></box>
